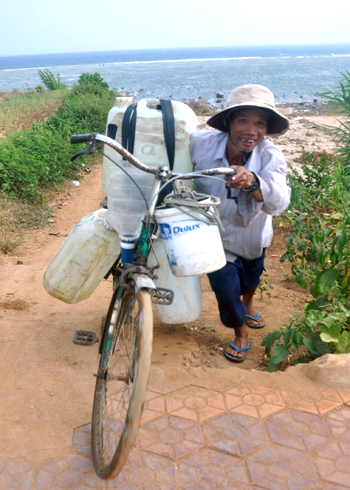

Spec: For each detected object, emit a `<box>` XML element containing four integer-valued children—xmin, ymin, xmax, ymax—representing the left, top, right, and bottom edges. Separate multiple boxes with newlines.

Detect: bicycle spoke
<box><xmin>91</xmin><ymin>284</ymin><xmax>153</xmax><ymax>479</ymax></box>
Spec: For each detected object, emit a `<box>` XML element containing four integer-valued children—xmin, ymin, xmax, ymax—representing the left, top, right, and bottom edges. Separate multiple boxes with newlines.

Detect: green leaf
<box><xmin>297</xmin><ymin>240</ymin><xmax>307</xmax><ymax>251</ymax></box>
<box><xmin>303</xmin><ymin>337</ymin><xmax>320</xmax><ymax>356</ymax></box>
<box><xmin>305</xmin><ymin>295</ymin><xmax>330</xmax><ymax>312</ymax></box>
<box><xmin>290</xmin><ymin>328</ymin><xmax>300</xmax><ymax>349</ymax></box>
<box><xmin>320</xmin><ymin>323</ymin><xmax>341</xmax><ymax>343</ymax></box>
<box><xmin>295</xmin><ymin>270</ymin><xmax>312</xmax><ymax>289</ymax></box>
<box><xmin>270</xmin><ymin>344</ymin><xmax>290</xmax><ymax>365</ymax></box>
<box><xmin>283</xmin><ymin>328</ymin><xmax>293</xmax><ymax>347</ymax></box>
<box><xmin>292</xmin><ymin>357</ymin><xmax>311</xmax><ymax>365</ymax></box>
<box><xmin>314</xmin><ymin>268</ymin><xmax>339</xmax><ymax>295</ymax></box>
<box><xmin>267</xmin><ymin>363</ymin><xmax>279</xmax><ymax>372</ymax></box>
<box><xmin>261</xmin><ymin>331</ymin><xmax>282</xmax><ymax>347</ymax></box>
<box><xmin>314</xmin><ymin>341</ymin><xmax>331</xmax><ymax>356</ymax></box>
<box><xmin>335</xmin><ymin>331</ymin><xmax>350</xmax><ymax>353</ymax></box>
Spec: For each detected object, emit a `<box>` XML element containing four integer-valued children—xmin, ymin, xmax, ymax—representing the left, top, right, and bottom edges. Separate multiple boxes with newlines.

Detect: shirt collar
<box><xmin>213</xmin><ymin>133</ymin><xmax>230</xmax><ymax>167</ymax></box>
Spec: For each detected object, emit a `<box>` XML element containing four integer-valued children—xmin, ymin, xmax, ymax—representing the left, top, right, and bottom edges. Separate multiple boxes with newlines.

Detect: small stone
<box><xmin>16</xmin><ymin>260</ymin><xmax>23</xmax><ymax>265</ymax></box>
<box><xmin>216</xmin><ymin>92</ymin><xmax>224</xmax><ymax>98</ymax></box>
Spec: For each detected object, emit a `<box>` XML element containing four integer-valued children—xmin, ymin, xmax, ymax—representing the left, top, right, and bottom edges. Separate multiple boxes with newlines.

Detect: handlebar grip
<box><xmin>70</xmin><ymin>134</ymin><xmax>93</xmax><ymax>144</ymax></box>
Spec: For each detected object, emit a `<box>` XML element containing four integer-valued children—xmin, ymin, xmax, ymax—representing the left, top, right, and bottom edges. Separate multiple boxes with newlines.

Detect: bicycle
<box><xmin>70</xmin><ymin>132</ymin><xmax>237</xmax><ymax>480</ymax></box>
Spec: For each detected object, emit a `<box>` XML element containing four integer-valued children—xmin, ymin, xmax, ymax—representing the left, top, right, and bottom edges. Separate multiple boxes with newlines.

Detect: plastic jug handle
<box><xmin>137</xmin><ymin>98</ymin><xmax>159</xmax><ymax>111</ymax></box>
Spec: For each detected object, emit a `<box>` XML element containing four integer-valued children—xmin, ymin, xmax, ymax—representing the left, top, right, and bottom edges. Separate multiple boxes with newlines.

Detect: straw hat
<box><xmin>207</xmin><ymin>84</ymin><xmax>290</xmax><ymax>136</ymax></box>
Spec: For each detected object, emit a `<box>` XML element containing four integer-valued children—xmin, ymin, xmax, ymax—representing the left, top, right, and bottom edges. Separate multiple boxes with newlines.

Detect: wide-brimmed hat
<box><xmin>207</xmin><ymin>84</ymin><xmax>290</xmax><ymax>136</ymax></box>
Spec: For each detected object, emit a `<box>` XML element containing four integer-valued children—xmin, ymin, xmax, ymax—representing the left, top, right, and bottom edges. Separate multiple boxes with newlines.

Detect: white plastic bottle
<box><xmin>106</xmin><ymin>164</ymin><xmax>157</xmax><ymax>263</ymax></box>
<box><xmin>43</xmin><ymin>209</ymin><xmax>120</xmax><ymax>304</ymax></box>
<box><xmin>148</xmin><ymin>237</ymin><xmax>202</xmax><ymax>324</ymax></box>
<box><xmin>102</xmin><ymin>97</ymin><xmax>198</xmax><ymax>195</ymax></box>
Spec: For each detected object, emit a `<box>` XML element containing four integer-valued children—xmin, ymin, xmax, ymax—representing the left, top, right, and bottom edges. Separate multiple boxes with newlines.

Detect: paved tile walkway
<box><xmin>2</xmin><ymin>381</ymin><xmax>350</xmax><ymax>489</ymax></box>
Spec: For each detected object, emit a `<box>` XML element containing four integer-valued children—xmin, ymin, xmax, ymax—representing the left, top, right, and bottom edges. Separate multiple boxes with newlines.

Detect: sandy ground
<box><xmin>0</xmin><ymin>111</ymin><xmax>344</xmax><ymax>467</ymax></box>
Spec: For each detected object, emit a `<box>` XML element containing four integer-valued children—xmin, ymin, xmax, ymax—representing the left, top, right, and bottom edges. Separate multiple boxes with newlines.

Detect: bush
<box><xmin>38</xmin><ymin>69</ymin><xmax>66</xmax><ymax>91</ymax></box>
<box><xmin>262</xmin><ymin>151</ymin><xmax>350</xmax><ymax>371</ymax></box>
<box><xmin>0</xmin><ymin>73</ymin><xmax>115</xmax><ymax>200</ymax></box>
<box><xmin>70</xmin><ymin>72</ymin><xmax>114</xmax><ymax>98</ymax></box>
<box><xmin>319</xmin><ymin>71</ymin><xmax>350</xmax><ymax>175</ymax></box>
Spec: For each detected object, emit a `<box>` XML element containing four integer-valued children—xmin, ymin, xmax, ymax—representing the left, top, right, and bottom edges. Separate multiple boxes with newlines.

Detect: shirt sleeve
<box><xmin>257</xmin><ymin>144</ymin><xmax>291</xmax><ymax>216</ymax></box>
<box><xmin>234</xmin><ymin>143</ymin><xmax>290</xmax><ymax>218</ymax></box>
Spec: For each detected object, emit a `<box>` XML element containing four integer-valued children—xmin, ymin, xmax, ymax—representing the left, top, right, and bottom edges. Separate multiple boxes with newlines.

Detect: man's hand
<box><xmin>228</xmin><ymin>166</ymin><xmax>255</xmax><ymax>189</ymax></box>
<box><xmin>228</xmin><ymin>165</ymin><xmax>264</xmax><ymax>202</ymax></box>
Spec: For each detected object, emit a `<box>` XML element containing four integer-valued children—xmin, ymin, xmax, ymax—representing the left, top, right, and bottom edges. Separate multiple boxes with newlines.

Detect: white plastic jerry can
<box><xmin>148</xmin><ymin>237</ymin><xmax>202</xmax><ymax>324</ymax></box>
<box><xmin>102</xmin><ymin>97</ymin><xmax>198</xmax><ymax>195</ymax></box>
<box><xmin>43</xmin><ymin>209</ymin><xmax>120</xmax><ymax>304</ymax></box>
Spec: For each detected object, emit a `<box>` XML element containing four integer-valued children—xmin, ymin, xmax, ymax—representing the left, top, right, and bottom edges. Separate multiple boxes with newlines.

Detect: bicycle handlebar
<box><xmin>70</xmin><ymin>132</ymin><xmax>237</xmax><ymax>179</ymax></box>
<box><xmin>70</xmin><ymin>133</ymin><xmax>95</xmax><ymax>144</ymax></box>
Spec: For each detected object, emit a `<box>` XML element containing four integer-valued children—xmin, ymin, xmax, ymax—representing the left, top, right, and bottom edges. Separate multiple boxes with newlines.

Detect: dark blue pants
<box><xmin>207</xmin><ymin>251</ymin><xmax>265</xmax><ymax>330</ymax></box>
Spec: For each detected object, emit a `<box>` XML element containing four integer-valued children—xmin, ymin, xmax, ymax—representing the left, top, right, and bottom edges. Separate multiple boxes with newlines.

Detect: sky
<box><xmin>1</xmin><ymin>0</ymin><xmax>350</xmax><ymax>57</ymax></box>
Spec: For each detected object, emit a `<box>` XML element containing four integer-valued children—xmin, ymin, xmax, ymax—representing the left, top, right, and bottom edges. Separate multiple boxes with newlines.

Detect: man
<box><xmin>190</xmin><ymin>84</ymin><xmax>290</xmax><ymax>362</ymax></box>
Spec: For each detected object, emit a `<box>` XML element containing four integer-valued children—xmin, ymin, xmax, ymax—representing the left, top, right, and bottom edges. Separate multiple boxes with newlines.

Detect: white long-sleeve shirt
<box><xmin>190</xmin><ymin>130</ymin><xmax>291</xmax><ymax>260</ymax></box>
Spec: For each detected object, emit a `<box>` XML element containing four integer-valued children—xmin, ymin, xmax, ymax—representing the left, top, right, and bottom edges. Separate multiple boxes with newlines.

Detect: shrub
<box><xmin>318</xmin><ymin>71</ymin><xmax>350</xmax><ymax>175</ymax></box>
<box><xmin>0</xmin><ymin>73</ymin><xmax>115</xmax><ymax>200</ymax></box>
<box><xmin>38</xmin><ymin>69</ymin><xmax>66</xmax><ymax>91</ymax></box>
<box><xmin>262</xmin><ymin>151</ymin><xmax>350</xmax><ymax>371</ymax></box>
<box><xmin>70</xmin><ymin>72</ymin><xmax>115</xmax><ymax>99</ymax></box>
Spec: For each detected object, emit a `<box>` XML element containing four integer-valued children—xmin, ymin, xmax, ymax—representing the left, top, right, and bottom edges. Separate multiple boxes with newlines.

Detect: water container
<box><xmin>154</xmin><ymin>202</ymin><xmax>226</xmax><ymax>277</ymax></box>
<box><xmin>43</xmin><ymin>209</ymin><xmax>120</xmax><ymax>304</ymax></box>
<box><xmin>148</xmin><ymin>237</ymin><xmax>202</xmax><ymax>324</ymax></box>
<box><xmin>102</xmin><ymin>98</ymin><xmax>198</xmax><ymax>195</ymax></box>
<box><xmin>106</xmin><ymin>164</ymin><xmax>156</xmax><ymax>239</ymax></box>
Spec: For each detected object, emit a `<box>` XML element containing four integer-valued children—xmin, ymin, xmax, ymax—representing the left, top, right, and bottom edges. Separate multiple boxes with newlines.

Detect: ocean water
<box><xmin>1</xmin><ymin>44</ymin><xmax>350</xmax><ymax>105</ymax></box>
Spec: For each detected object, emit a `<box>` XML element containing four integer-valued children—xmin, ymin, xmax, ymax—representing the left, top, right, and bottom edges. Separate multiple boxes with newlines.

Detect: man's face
<box><xmin>228</xmin><ymin>109</ymin><xmax>268</xmax><ymax>153</ymax></box>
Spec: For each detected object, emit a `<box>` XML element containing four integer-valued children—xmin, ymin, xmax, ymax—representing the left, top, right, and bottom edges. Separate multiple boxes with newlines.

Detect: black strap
<box><xmin>107</xmin><ymin>123</ymin><xmax>117</xmax><ymax>140</ymax></box>
<box><xmin>122</xmin><ymin>104</ymin><xmax>137</xmax><ymax>158</ymax></box>
<box><xmin>160</xmin><ymin>99</ymin><xmax>175</xmax><ymax>171</ymax></box>
<box><xmin>120</xmin><ymin>100</ymin><xmax>175</xmax><ymax>171</ymax></box>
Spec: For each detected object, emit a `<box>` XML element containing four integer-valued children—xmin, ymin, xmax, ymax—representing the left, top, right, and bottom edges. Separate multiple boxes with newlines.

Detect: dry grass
<box><xmin>0</xmin><ymin>89</ymin><xmax>66</xmax><ymax>137</ymax></box>
<box><xmin>0</xmin><ymin>195</ymin><xmax>52</xmax><ymax>255</ymax></box>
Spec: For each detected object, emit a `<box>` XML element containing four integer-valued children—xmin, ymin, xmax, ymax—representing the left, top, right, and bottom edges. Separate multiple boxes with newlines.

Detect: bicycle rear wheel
<box><xmin>91</xmin><ymin>281</ymin><xmax>153</xmax><ymax>480</ymax></box>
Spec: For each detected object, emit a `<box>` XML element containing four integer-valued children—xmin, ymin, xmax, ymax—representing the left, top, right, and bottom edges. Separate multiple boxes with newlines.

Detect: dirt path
<box><xmin>0</xmin><ymin>113</ymin><xmax>341</xmax><ymax>467</ymax></box>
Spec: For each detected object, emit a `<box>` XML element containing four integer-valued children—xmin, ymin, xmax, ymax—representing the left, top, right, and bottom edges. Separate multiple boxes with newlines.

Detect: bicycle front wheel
<box><xmin>91</xmin><ymin>281</ymin><xmax>153</xmax><ymax>480</ymax></box>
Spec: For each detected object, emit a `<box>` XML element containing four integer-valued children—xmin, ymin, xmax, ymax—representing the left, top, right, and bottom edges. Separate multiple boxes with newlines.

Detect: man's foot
<box><xmin>225</xmin><ymin>340</ymin><xmax>251</xmax><ymax>362</ymax></box>
<box><xmin>225</xmin><ymin>325</ymin><xmax>250</xmax><ymax>360</ymax></box>
<box><xmin>245</xmin><ymin>306</ymin><xmax>265</xmax><ymax>328</ymax></box>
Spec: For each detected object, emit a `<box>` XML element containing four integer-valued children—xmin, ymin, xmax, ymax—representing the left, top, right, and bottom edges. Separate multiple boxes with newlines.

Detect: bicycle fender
<box><xmin>130</xmin><ymin>273</ymin><xmax>156</xmax><ymax>291</ymax></box>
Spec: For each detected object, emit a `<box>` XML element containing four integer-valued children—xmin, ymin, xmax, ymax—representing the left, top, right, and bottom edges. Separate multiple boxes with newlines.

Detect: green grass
<box><xmin>0</xmin><ymin>71</ymin><xmax>116</xmax><ymax>254</ymax></box>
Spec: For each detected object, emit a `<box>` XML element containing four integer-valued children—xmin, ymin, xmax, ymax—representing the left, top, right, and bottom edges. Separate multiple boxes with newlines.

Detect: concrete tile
<box><xmin>139</xmin><ymin>416</ymin><xmax>204</xmax><ymax>459</ymax></box>
<box><xmin>315</xmin><ymin>442</ymin><xmax>350</xmax><ymax>487</ymax></box>
<box><xmin>203</xmin><ymin>412</ymin><xmax>267</xmax><ymax>457</ymax></box>
<box><xmin>56</xmin><ymin>470</ymin><xmax>82</xmax><ymax>488</ymax></box>
<box><xmin>2</xmin><ymin>458</ymin><xmax>31</xmax><ymax>476</ymax></box>
<box><xmin>225</xmin><ymin>384</ymin><xmax>285</xmax><ymax>419</ymax></box>
<box><xmin>12</xmin><ymin>470</ymin><xmax>35</xmax><ymax>490</ymax></box>
<box><xmin>165</xmin><ymin>387</ymin><xmax>225</xmax><ymax>422</ymax></box>
<box><xmin>0</xmin><ymin>473</ymin><xmax>12</xmax><ymax>489</ymax></box>
<box><xmin>327</xmin><ymin>407</ymin><xmax>350</xmax><ymax>442</ymax></box>
<box><xmin>33</xmin><ymin>470</ymin><xmax>56</xmax><ymax>490</ymax></box>
<box><xmin>281</xmin><ymin>387</ymin><xmax>343</xmax><ymax>415</ymax></box>
<box><xmin>179</xmin><ymin>448</ymin><xmax>249</xmax><ymax>488</ymax></box>
<box><xmin>265</xmin><ymin>409</ymin><xmax>331</xmax><ymax>452</ymax></box>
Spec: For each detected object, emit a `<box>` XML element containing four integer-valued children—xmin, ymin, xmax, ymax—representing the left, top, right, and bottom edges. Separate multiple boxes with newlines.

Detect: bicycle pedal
<box><xmin>151</xmin><ymin>287</ymin><xmax>174</xmax><ymax>305</ymax></box>
<box><xmin>73</xmin><ymin>330</ymin><xmax>97</xmax><ymax>345</ymax></box>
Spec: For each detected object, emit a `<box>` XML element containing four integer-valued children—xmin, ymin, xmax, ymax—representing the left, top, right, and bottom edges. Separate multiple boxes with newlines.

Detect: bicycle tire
<box><xmin>91</xmin><ymin>280</ymin><xmax>153</xmax><ymax>480</ymax></box>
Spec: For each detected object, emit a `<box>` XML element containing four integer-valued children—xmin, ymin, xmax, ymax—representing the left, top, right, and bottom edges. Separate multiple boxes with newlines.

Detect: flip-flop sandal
<box><xmin>224</xmin><ymin>342</ymin><xmax>251</xmax><ymax>362</ymax></box>
<box><xmin>246</xmin><ymin>313</ymin><xmax>265</xmax><ymax>328</ymax></box>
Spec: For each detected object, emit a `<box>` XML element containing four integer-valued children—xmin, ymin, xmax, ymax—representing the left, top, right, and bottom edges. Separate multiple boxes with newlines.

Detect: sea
<box><xmin>1</xmin><ymin>44</ymin><xmax>350</xmax><ymax>106</ymax></box>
